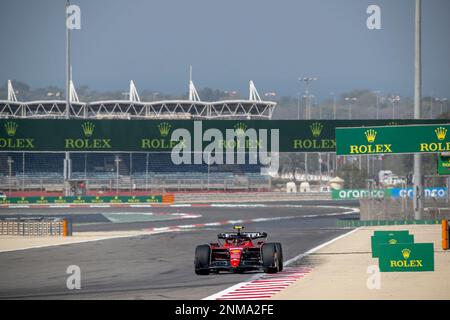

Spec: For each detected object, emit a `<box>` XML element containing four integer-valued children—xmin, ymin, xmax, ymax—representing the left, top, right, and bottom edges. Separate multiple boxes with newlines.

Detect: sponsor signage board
<box><xmin>336</xmin><ymin>124</ymin><xmax>450</xmax><ymax>155</ymax></box>
<box><xmin>378</xmin><ymin>243</ymin><xmax>434</xmax><ymax>272</ymax></box>
<box><xmin>438</xmin><ymin>154</ymin><xmax>450</xmax><ymax>175</ymax></box>
<box><xmin>331</xmin><ymin>189</ymin><xmax>391</xmax><ymax>200</ymax></box>
<box><xmin>371</xmin><ymin>231</ymin><xmax>414</xmax><ymax>258</ymax></box>
<box><xmin>390</xmin><ymin>187</ymin><xmax>447</xmax><ymax>199</ymax></box>
<box><xmin>0</xmin><ymin>119</ymin><xmax>447</xmax><ymax>153</ymax></box>
<box><xmin>0</xmin><ymin>195</ymin><xmax>163</xmax><ymax>205</ymax></box>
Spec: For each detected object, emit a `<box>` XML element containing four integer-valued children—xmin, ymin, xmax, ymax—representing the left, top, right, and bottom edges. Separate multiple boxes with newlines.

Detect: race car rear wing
<box><xmin>217</xmin><ymin>232</ymin><xmax>267</xmax><ymax>240</ymax></box>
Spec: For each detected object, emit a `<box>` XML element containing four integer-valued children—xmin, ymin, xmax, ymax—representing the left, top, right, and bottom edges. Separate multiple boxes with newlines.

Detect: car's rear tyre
<box><xmin>195</xmin><ymin>244</ymin><xmax>211</xmax><ymax>275</ymax></box>
<box><xmin>274</xmin><ymin>243</ymin><xmax>284</xmax><ymax>272</ymax></box>
<box><xmin>262</xmin><ymin>243</ymin><xmax>280</xmax><ymax>273</ymax></box>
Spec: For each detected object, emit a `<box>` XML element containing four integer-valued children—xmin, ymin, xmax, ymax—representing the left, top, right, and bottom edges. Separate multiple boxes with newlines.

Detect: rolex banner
<box><xmin>0</xmin><ymin>119</ymin><xmax>447</xmax><ymax>153</ymax></box>
<box><xmin>0</xmin><ymin>195</ymin><xmax>163</xmax><ymax>205</ymax></box>
<box><xmin>378</xmin><ymin>243</ymin><xmax>434</xmax><ymax>272</ymax></box>
<box><xmin>336</xmin><ymin>123</ymin><xmax>450</xmax><ymax>155</ymax></box>
<box><xmin>371</xmin><ymin>231</ymin><xmax>414</xmax><ymax>258</ymax></box>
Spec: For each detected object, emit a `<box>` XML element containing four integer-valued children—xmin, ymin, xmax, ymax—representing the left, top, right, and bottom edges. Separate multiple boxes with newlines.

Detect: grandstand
<box><xmin>0</xmin><ymin>79</ymin><xmax>276</xmax><ymax>194</ymax></box>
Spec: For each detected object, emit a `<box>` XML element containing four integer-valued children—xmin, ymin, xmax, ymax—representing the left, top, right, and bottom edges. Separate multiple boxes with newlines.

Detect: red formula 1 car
<box><xmin>194</xmin><ymin>226</ymin><xmax>283</xmax><ymax>275</ymax></box>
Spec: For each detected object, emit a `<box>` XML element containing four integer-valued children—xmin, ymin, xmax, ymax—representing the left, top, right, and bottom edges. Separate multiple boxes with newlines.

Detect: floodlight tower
<box><xmin>299</xmin><ymin>77</ymin><xmax>317</xmax><ymax>179</ymax></box>
<box><xmin>299</xmin><ymin>77</ymin><xmax>317</xmax><ymax>119</ymax></box>
<box><xmin>64</xmin><ymin>0</ymin><xmax>72</xmax><ymax>195</ymax></box>
<box><xmin>413</xmin><ymin>0</ymin><xmax>423</xmax><ymax>220</ymax></box>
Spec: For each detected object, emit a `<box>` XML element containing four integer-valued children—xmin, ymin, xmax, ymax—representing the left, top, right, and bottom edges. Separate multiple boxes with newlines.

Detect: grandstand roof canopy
<box><xmin>1</xmin><ymin>79</ymin><xmax>276</xmax><ymax>120</ymax></box>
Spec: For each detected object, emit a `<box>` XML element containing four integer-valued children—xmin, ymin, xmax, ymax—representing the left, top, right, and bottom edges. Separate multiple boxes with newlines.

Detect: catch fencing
<box><xmin>0</xmin><ymin>217</ymin><xmax>72</xmax><ymax>236</ymax></box>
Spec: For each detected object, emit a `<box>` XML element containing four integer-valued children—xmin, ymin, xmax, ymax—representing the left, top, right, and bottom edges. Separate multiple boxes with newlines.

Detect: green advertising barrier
<box><xmin>337</xmin><ymin>219</ymin><xmax>441</xmax><ymax>227</ymax></box>
<box><xmin>0</xmin><ymin>195</ymin><xmax>163</xmax><ymax>205</ymax></box>
<box><xmin>331</xmin><ymin>189</ymin><xmax>391</xmax><ymax>200</ymax></box>
<box><xmin>378</xmin><ymin>243</ymin><xmax>434</xmax><ymax>272</ymax></box>
<box><xmin>438</xmin><ymin>154</ymin><xmax>450</xmax><ymax>175</ymax></box>
<box><xmin>0</xmin><ymin>119</ymin><xmax>447</xmax><ymax>153</ymax></box>
<box><xmin>373</xmin><ymin>230</ymin><xmax>410</xmax><ymax>237</ymax></box>
<box><xmin>336</xmin><ymin>123</ymin><xmax>450</xmax><ymax>155</ymax></box>
<box><xmin>336</xmin><ymin>120</ymin><xmax>450</xmax><ymax>155</ymax></box>
<box><xmin>371</xmin><ymin>231</ymin><xmax>414</xmax><ymax>258</ymax></box>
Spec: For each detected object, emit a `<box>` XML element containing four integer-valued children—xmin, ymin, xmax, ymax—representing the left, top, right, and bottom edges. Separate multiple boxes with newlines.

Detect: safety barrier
<box><xmin>173</xmin><ymin>191</ymin><xmax>331</xmax><ymax>203</ymax></box>
<box><xmin>0</xmin><ymin>194</ymin><xmax>174</xmax><ymax>205</ymax></box>
<box><xmin>443</xmin><ymin>219</ymin><xmax>449</xmax><ymax>250</ymax></box>
<box><xmin>337</xmin><ymin>219</ymin><xmax>441</xmax><ymax>227</ymax></box>
<box><xmin>0</xmin><ymin>218</ymin><xmax>72</xmax><ymax>236</ymax></box>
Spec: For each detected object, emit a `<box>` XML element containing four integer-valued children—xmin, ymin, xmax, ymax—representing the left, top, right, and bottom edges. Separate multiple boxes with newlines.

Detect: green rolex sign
<box><xmin>336</xmin><ymin>124</ymin><xmax>450</xmax><ymax>155</ymax></box>
<box><xmin>378</xmin><ymin>243</ymin><xmax>434</xmax><ymax>272</ymax></box>
<box><xmin>438</xmin><ymin>154</ymin><xmax>450</xmax><ymax>175</ymax></box>
<box><xmin>0</xmin><ymin>119</ymin><xmax>448</xmax><ymax>153</ymax></box>
<box><xmin>371</xmin><ymin>231</ymin><xmax>414</xmax><ymax>258</ymax></box>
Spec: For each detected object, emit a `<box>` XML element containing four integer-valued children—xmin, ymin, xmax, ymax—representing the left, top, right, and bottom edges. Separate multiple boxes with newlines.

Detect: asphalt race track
<box><xmin>0</xmin><ymin>200</ymin><xmax>358</xmax><ymax>299</ymax></box>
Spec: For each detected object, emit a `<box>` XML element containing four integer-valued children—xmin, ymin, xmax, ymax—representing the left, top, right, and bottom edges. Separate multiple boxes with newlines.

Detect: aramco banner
<box><xmin>0</xmin><ymin>119</ymin><xmax>447</xmax><ymax>153</ymax></box>
<box><xmin>332</xmin><ymin>189</ymin><xmax>391</xmax><ymax>200</ymax></box>
<box><xmin>336</xmin><ymin>123</ymin><xmax>450</xmax><ymax>155</ymax></box>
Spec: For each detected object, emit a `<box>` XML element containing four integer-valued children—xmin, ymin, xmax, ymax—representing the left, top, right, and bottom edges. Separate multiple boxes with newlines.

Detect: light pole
<box><xmin>207</xmin><ymin>153</ymin><xmax>210</xmax><ymax>190</ymax></box>
<box><xmin>413</xmin><ymin>0</ymin><xmax>423</xmax><ymax>220</ymax></box>
<box><xmin>7</xmin><ymin>157</ymin><xmax>14</xmax><ymax>196</ymax></box>
<box><xmin>145</xmin><ymin>153</ymin><xmax>149</xmax><ymax>191</ymax></box>
<box><xmin>299</xmin><ymin>77</ymin><xmax>317</xmax><ymax>119</ymax></box>
<box><xmin>388</xmin><ymin>95</ymin><xmax>400</xmax><ymax>119</ymax></box>
<box><xmin>435</xmin><ymin>98</ymin><xmax>447</xmax><ymax>116</ymax></box>
<box><xmin>115</xmin><ymin>155</ymin><xmax>121</xmax><ymax>195</ymax></box>
<box><xmin>64</xmin><ymin>0</ymin><xmax>72</xmax><ymax>195</ymax></box>
<box><xmin>345</xmin><ymin>97</ymin><xmax>358</xmax><ymax>168</ymax></box>
<box><xmin>344</xmin><ymin>97</ymin><xmax>357</xmax><ymax>120</ymax></box>
<box><xmin>316</xmin><ymin>96</ymin><xmax>322</xmax><ymax>119</ymax></box>
<box><xmin>299</xmin><ymin>77</ymin><xmax>317</xmax><ymax>178</ymax></box>
<box><xmin>330</xmin><ymin>92</ymin><xmax>336</xmax><ymax>120</ymax></box>
<box><xmin>429</xmin><ymin>94</ymin><xmax>434</xmax><ymax>118</ymax></box>
<box><xmin>330</xmin><ymin>92</ymin><xmax>337</xmax><ymax>174</ymax></box>
<box><xmin>374</xmin><ymin>90</ymin><xmax>381</xmax><ymax>119</ymax></box>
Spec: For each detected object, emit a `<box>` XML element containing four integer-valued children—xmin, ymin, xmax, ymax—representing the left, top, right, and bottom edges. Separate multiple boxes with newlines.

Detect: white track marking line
<box><xmin>210</xmin><ymin>204</ymin><xmax>267</xmax><ymax>208</ymax></box>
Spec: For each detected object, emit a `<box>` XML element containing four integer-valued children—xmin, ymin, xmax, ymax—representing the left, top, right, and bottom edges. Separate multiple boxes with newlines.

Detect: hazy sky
<box><xmin>0</xmin><ymin>0</ymin><xmax>449</xmax><ymax>100</ymax></box>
